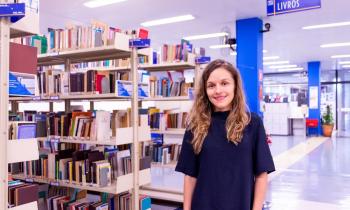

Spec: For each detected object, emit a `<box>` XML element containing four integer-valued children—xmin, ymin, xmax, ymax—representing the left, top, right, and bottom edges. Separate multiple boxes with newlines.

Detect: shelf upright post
<box><xmin>65</xmin><ymin>58</ymin><xmax>71</xmax><ymax>112</ymax></box>
<box><xmin>0</xmin><ymin>1</ymin><xmax>10</xmax><ymax>208</ymax></box>
<box><xmin>130</xmin><ymin>37</ymin><xmax>140</xmax><ymax>210</ymax></box>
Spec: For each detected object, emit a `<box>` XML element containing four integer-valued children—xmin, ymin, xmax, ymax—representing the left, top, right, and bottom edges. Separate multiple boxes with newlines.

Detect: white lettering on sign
<box><xmin>277</xmin><ymin>0</ymin><xmax>300</xmax><ymax>11</ymax></box>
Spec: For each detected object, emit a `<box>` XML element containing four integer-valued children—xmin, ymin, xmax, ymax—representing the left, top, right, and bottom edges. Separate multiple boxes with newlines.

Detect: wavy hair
<box><xmin>188</xmin><ymin>59</ymin><xmax>251</xmax><ymax>154</ymax></box>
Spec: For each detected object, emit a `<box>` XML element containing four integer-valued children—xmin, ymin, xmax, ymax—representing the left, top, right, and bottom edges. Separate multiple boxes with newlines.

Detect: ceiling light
<box><xmin>263</xmin><ymin>50</ymin><xmax>268</xmax><ymax>53</ymax></box>
<box><xmin>209</xmin><ymin>44</ymin><xmax>234</xmax><ymax>49</ymax></box>
<box><xmin>342</xmin><ymin>65</ymin><xmax>350</xmax><ymax>68</ymax></box>
<box><xmin>302</xmin><ymin>21</ymin><xmax>350</xmax><ymax>30</ymax></box>
<box><xmin>331</xmin><ymin>54</ymin><xmax>350</xmax><ymax>58</ymax></box>
<box><xmin>230</xmin><ymin>52</ymin><xmax>237</xmax><ymax>56</ymax></box>
<box><xmin>269</xmin><ymin>64</ymin><xmax>298</xmax><ymax>69</ymax></box>
<box><xmin>183</xmin><ymin>32</ymin><xmax>228</xmax><ymax>41</ymax></box>
<box><xmin>263</xmin><ymin>56</ymin><xmax>280</xmax><ymax>60</ymax></box>
<box><xmin>321</xmin><ymin>42</ymin><xmax>350</xmax><ymax>48</ymax></box>
<box><xmin>338</xmin><ymin>61</ymin><xmax>350</xmax><ymax>65</ymax></box>
<box><xmin>277</xmin><ymin>67</ymin><xmax>304</xmax><ymax>72</ymax></box>
<box><xmin>263</xmin><ymin>61</ymin><xmax>289</xmax><ymax>65</ymax></box>
<box><xmin>141</xmin><ymin>14</ymin><xmax>195</xmax><ymax>27</ymax></box>
<box><xmin>84</xmin><ymin>0</ymin><xmax>127</xmax><ymax>8</ymax></box>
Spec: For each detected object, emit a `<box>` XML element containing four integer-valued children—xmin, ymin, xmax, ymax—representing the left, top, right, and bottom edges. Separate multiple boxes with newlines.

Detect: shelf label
<box><xmin>50</xmin><ymin>95</ymin><xmax>59</xmax><ymax>100</ymax></box>
<box><xmin>33</xmin><ymin>96</ymin><xmax>41</xmax><ymax>100</ymax></box>
<box><xmin>50</xmin><ymin>181</ymin><xmax>60</xmax><ymax>186</ymax></box>
<box><xmin>195</xmin><ymin>56</ymin><xmax>211</xmax><ymax>64</ymax></box>
<box><xmin>188</xmin><ymin>88</ymin><xmax>194</xmax><ymax>100</ymax></box>
<box><xmin>267</xmin><ymin>0</ymin><xmax>321</xmax><ymax>16</ymax></box>
<box><xmin>129</xmin><ymin>38</ymin><xmax>151</xmax><ymax>49</ymax></box>
<box><xmin>0</xmin><ymin>3</ymin><xmax>25</xmax><ymax>23</ymax></box>
<box><xmin>25</xmin><ymin>178</ymin><xmax>33</xmax><ymax>183</ymax></box>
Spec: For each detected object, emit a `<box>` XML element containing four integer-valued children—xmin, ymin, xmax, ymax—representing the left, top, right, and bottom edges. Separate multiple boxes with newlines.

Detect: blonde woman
<box><xmin>175</xmin><ymin>59</ymin><xmax>275</xmax><ymax>210</ymax></box>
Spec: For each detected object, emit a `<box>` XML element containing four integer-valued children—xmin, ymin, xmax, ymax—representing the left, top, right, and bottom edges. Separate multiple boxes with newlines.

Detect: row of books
<box><xmin>159</xmin><ymin>42</ymin><xmax>193</xmax><ymax>63</ymax></box>
<box><xmin>46</xmin><ymin>192</ymin><xmax>150</xmax><ymax>210</ymax></box>
<box><xmin>38</xmin><ymin>69</ymin><xmax>130</xmax><ymax>96</ymax></box>
<box><xmin>150</xmin><ymin>144</ymin><xmax>182</xmax><ymax>164</ymax></box>
<box><xmin>149</xmin><ymin>108</ymin><xmax>188</xmax><ymax>130</ymax></box>
<box><xmin>10</xmin><ymin>148</ymin><xmax>151</xmax><ymax>187</ymax></box>
<box><xmin>149</xmin><ymin>75</ymin><xmax>191</xmax><ymax>98</ymax></box>
<box><xmin>9</xmin><ymin>108</ymin><xmax>151</xmax><ymax>141</ymax></box>
<box><xmin>8</xmin><ymin>180</ymin><xmax>38</xmax><ymax>207</ymax></box>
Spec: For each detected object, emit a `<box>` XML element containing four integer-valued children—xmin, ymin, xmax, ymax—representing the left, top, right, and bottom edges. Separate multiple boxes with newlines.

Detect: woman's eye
<box><xmin>222</xmin><ymin>82</ymin><xmax>228</xmax><ymax>86</ymax></box>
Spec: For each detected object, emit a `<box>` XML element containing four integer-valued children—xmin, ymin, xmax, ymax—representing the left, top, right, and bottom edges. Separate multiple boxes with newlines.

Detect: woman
<box><xmin>175</xmin><ymin>59</ymin><xmax>275</xmax><ymax>210</ymax></box>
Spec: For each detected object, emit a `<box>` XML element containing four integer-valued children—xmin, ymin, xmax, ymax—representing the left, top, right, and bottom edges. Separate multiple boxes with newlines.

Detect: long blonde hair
<box><xmin>188</xmin><ymin>59</ymin><xmax>251</xmax><ymax>154</ymax></box>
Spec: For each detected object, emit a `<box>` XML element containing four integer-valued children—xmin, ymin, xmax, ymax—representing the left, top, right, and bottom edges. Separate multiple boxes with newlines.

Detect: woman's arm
<box><xmin>183</xmin><ymin>175</ymin><xmax>197</xmax><ymax>210</ymax></box>
<box><xmin>252</xmin><ymin>172</ymin><xmax>268</xmax><ymax>210</ymax></box>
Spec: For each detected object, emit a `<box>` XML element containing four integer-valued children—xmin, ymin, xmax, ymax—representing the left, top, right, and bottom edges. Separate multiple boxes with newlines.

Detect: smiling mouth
<box><xmin>213</xmin><ymin>96</ymin><xmax>226</xmax><ymax>102</ymax></box>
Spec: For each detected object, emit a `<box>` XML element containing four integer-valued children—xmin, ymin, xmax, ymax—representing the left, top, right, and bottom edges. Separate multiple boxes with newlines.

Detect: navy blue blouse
<box><xmin>175</xmin><ymin>112</ymin><xmax>275</xmax><ymax>210</ymax></box>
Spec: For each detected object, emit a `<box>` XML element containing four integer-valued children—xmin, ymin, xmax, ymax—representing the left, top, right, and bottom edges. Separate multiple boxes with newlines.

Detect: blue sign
<box><xmin>9</xmin><ymin>72</ymin><xmax>33</xmax><ymax>96</ymax></box>
<box><xmin>267</xmin><ymin>0</ymin><xmax>321</xmax><ymax>16</ymax></box>
<box><xmin>0</xmin><ymin>3</ymin><xmax>25</xmax><ymax>23</ymax></box>
<box><xmin>195</xmin><ymin>56</ymin><xmax>211</xmax><ymax>64</ymax></box>
<box><xmin>129</xmin><ymin>38</ymin><xmax>151</xmax><ymax>49</ymax></box>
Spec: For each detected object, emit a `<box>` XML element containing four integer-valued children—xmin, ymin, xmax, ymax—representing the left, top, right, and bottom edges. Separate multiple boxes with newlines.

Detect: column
<box><xmin>236</xmin><ymin>18</ymin><xmax>263</xmax><ymax>115</ymax></box>
<box><xmin>308</xmin><ymin>61</ymin><xmax>322</xmax><ymax>135</ymax></box>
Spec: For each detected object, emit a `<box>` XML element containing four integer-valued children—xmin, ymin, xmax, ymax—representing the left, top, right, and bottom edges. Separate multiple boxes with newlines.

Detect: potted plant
<box><xmin>321</xmin><ymin>105</ymin><xmax>334</xmax><ymax>137</ymax></box>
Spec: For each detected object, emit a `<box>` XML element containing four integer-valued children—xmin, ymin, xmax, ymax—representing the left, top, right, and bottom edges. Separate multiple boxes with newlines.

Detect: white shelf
<box><xmin>151</xmin><ymin>128</ymin><xmax>185</xmax><ymax>135</ymax></box>
<box><xmin>37</xmin><ymin>126</ymin><xmax>151</xmax><ymax>146</ymax></box>
<box><xmin>71</xmin><ymin>66</ymin><xmax>131</xmax><ymax>72</ymax></box>
<box><xmin>9</xmin><ymin>93</ymin><xmax>131</xmax><ymax>102</ymax></box>
<box><xmin>9</xmin><ymin>201</ymin><xmax>38</xmax><ymax>210</ymax></box>
<box><xmin>139</xmin><ymin>188</ymin><xmax>183</xmax><ymax>203</ymax></box>
<box><xmin>139</xmin><ymin>62</ymin><xmax>196</xmax><ymax>71</ymax></box>
<box><xmin>12</xmin><ymin>168</ymin><xmax>151</xmax><ymax>194</ymax></box>
<box><xmin>151</xmin><ymin>162</ymin><xmax>177</xmax><ymax>169</ymax></box>
<box><xmin>37</xmin><ymin>33</ymin><xmax>132</xmax><ymax>66</ymax></box>
<box><xmin>10</xmin><ymin>11</ymin><xmax>39</xmax><ymax>38</ymax></box>
<box><xmin>142</xmin><ymin>96</ymin><xmax>191</xmax><ymax>101</ymax></box>
<box><xmin>8</xmin><ymin>139</ymin><xmax>39</xmax><ymax>164</ymax></box>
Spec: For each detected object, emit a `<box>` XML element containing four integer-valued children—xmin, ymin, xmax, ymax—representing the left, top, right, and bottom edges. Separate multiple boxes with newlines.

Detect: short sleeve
<box><xmin>175</xmin><ymin>130</ymin><xmax>199</xmax><ymax>178</ymax></box>
<box><xmin>253</xmin><ymin>115</ymin><xmax>275</xmax><ymax>175</ymax></box>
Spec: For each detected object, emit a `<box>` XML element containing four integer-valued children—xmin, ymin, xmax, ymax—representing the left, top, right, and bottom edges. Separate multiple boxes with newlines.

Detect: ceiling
<box><xmin>39</xmin><ymin>0</ymin><xmax>350</xmax><ymax>73</ymax></box>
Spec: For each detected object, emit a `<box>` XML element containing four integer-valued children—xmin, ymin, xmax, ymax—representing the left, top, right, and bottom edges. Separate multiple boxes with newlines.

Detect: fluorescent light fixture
<box><xmin>141</xmin><ymin>14</ymin><xmax>195</xmax><ymax>27</ymax></box>
<box><xmin>303</xmin><ymin>21</ymin><xmax>350</xmax><ymax>30</ymax></box>
<box><xmin>342</xmin><ymin>65</ymin><xmax>350</xmax><ymax>68</ymax></box>
<box><xmin>230</xmin><ymin>52</ymin><xmax>237</xmax><ymax>56</ymax></box>
<box><xmin>84</xmin><ymin>0</ymin><xmax>127</xmax><ymax>8</ymax></box>
<box><xmin>277</xmin><ymin>67</ymin><xmax>304</xmax><ymax>72</ymax></box>
<box><xmin>183</xmin><ymin>32</ymin><xmax>228</xmax><ymax>41</ymax></box>
<box><xmin>269</xmin><ymin>64</ymin><xmax>298</xmax><ymax>69</ymax></box>
<box><xmin>263</xmin><ymin>50</ymin><xmax>268</xmax><ymax>53</ymax></box>
<box><xmin>321</xmin><ymin>42</ymin><xmax>350</xmax><ymax>48</ymax></box>
<box><xmin>209</xmin><ymin>44</ymin><xmax>233</xmax><ymax>49</ymax></box>
<box><xmin>263</xmin><ymin>60</ymin><xmax>289</xmax><ymax>66</ymax></box>
<box><xmin>338</xmin><ymin>61</ymin><xmax>350</xmax><ymax>65</ymax></box>
<box><xmin>263</xmin><ymin>56</ymin><xmax>280</xmax><ymax>60</ymax></box>
<box><xmin>331</xmin><ymin>54</ymin><xmax>350</xmax><ymax>58</ymax></box>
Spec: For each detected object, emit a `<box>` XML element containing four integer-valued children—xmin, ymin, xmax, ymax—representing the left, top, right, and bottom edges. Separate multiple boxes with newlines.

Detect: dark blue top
<box><xmin>175</xmin><ymin>112</ymin><xmax>275</xmax><ymax>210</ymax></box>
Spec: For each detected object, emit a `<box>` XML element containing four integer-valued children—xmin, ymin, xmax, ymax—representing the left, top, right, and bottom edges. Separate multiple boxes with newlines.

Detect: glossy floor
<box><xmin>148</xmin><ymin>135</ymin><xmax>350</xmax><ymax>209</ymax></box>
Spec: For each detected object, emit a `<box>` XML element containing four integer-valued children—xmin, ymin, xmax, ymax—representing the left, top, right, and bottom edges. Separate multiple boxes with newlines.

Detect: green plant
<box><xmin>322</xmin><ymin>105</ymin><xmax>334</xmax><ymax>125</ymax></box>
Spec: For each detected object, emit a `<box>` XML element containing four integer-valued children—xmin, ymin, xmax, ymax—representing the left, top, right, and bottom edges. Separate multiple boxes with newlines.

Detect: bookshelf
<box><xmin>0</xmin><ymin>1</ymin><xmax>41</xmax><ymax>209</ymax></box>
<box><xmin>7</xmin><ymin>28</ymin><xmax>153</xmax><ymax>210</ymax></box>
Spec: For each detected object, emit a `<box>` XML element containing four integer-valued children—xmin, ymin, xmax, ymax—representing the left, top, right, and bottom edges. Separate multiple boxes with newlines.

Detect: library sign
<box><xmin>267</xmin><ymin>0</ymin><xmax>321</xmax><ymax>16</ymax></box>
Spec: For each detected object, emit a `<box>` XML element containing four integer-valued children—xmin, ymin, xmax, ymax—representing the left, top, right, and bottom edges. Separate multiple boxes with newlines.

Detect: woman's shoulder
<box><xmin>247</xmin><ymin>112</ymin><xmax>263</xmax><ymax>128</ymax></box>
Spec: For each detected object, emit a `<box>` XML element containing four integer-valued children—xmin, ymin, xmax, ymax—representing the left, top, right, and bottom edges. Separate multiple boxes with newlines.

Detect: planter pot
<box><xmin>322</xmin><ymin>124</ymin><xmax>334</xmax><ymax>137</ymax></box>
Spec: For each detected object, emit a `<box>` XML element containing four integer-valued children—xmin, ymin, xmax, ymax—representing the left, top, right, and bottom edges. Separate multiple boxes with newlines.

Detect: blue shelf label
<box><xmin>267</xmin><ymin>0</ymin><xmax>321</xmax><ymax>16</ymax></box>
<box><xmin>129</xmin><ymin>38</ymin><xmax>151</xmax><ymax>49</ymax></box>
<box><xmin>188</xmin><ymin>87</ymin><xmax>194</xmax><ymax>100</ymax></box>
<box><xmin>0</xmin><ymin>3</ymin><xmax>25</xmax><ymax>23</ymax></box>
<box><xmin>196</xmin><ymin>56</ymin><xmax>211</xmax><ymax>64</ymax></box>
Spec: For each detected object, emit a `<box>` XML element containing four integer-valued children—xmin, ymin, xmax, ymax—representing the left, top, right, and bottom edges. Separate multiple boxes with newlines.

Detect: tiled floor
<box><xmin>147</xmin><ymin>135</ymin><xmax>350</xmax><ymax>209</ymax></box>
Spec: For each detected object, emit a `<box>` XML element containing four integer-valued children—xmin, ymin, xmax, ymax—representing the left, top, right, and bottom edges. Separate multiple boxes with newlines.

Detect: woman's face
<box><xmin>206</xmin><ymin>67</ymin><xmax>235</xmax><ymax>112</ymax></box>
